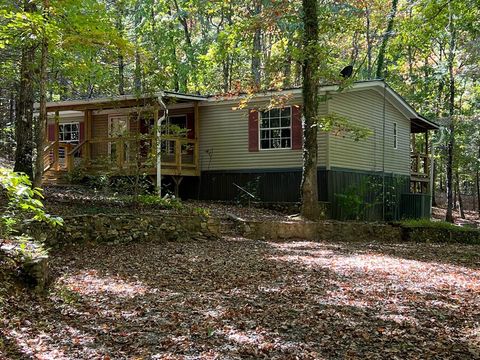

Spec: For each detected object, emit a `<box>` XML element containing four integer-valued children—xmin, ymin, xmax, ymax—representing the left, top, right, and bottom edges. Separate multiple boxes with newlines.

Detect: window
<box><xmin>393</xmin><ymin>122</ymin><xmax>397</xmax><ymax>149</ymax></box>
<box><xmin>59</xmin><ymin>123</ymin><xmax>79</xmax><ymax>143</ymax></box>
<box><xmin>260</xmin><ymin>107</ymin><xmax>291</xmax><ymax>149</ymax></box>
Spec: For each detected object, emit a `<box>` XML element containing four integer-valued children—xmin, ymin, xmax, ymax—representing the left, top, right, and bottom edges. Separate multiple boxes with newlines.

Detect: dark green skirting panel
<box><xmin>185</xmin><ymin>168</ymin><xmax>328</xmax><ymax>203</ymax></box>
<box><xmin>180</xmin><ymin>167</ymin><xmax>428</xmax><ymax>221</ymax></box>
<box><xmin>399</xmin><ymin>193</ymin><xmax>431</xmax><ymax>219</ymax></box>
<box><xmin>326</xmin><ymin>168</ymin><xmax>411</xmax><ymax>221</ymax></box>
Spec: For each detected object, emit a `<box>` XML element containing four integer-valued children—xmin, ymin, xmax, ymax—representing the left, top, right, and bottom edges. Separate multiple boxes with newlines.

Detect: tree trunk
<box><xmin>432</xmin><ymin>160</ymin><xmax>437</xmax><ymax>206</ymax></box>
<box><xmin>300</xmin><ymin>0</ymin><xmax>320</xmax><ymax>220</ymax></box>
<box><xmin>476</xmin><ymin>169</ymin><xmax>480</xmax><ymax>217</ymax></box>
<box><xmin>455</xmin><ymin>171</ymin><xmax>465</xmax><ymax>219</ymax></box>
<box><xmin>365</xmin><ymin>6</ymin><xmax>372</xmax><ymax>79</ymax></box>
<box><xmin>133</xmin><ymin>1</ymin><xmax>142</xmax><ymax>93</ymax></box>
<box><xmin>251</xmin><ymin>0</ymin><xmax>262</xmax><ymax>88</ymax></box>
<box><xmin>445</xmin><ymin>7</ymin><xmax>456</xmax><ymax>223</ymax></box>
<box><xmin>134</xmin><ymin>48</ymin><xmax>142</xmax><ymax>93</ymax></box>
<box><xmin>34</xmin><ymin>3</ymin><xmax>49</xmax><ymax>187</ymax></box>
<box><xmin>477</xmin><ymin>143</ymin><xmax>480</xmax><ymax>217</ymax></box>
<box><xmin>375</xmin><ymin>0</ymin><xmax>399</xmax><ymax>79</ymax></box>
<box><xmin>115</xmin><ymin>2</ymin><xmax>125</xmax><ymax>95</ymax></box>
<box><xmin>9</xmin><ymin>90</ymin><xmax>14</xmax><ymax>125</ymax></box>
<box><xmin>172</xmin><ymin>0</ymin><xmax>195</xmax><ymax>91</ymax></box>
<box><xmin>118</xmin><ymin>55</ymin><xmax>125</xmax><ymax>95</ymax></box>
<box><xmin>14</xmin><ymin>0</ymin><xmax>36</xmax><ymax>179</ymax></box>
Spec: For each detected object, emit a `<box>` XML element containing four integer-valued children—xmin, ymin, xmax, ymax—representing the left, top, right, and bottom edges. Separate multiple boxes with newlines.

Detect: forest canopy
<box><xmin>0</xmin><ymin>0</ymin><xmax>479</xmax><ymax>220</ymax></box>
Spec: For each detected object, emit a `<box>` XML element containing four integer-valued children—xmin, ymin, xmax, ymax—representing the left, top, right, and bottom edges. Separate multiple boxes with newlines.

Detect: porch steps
<box><xmin>42</xmin><ymin>169</ymin><xmax>69</xmax><ymax>186</ymax></box>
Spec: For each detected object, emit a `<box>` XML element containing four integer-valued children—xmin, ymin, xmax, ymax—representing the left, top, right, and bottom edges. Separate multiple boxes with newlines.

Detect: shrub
<box><xmin>401</xmin><ymin>219</ymin><xmax>480</xmax><ymax>244</ymax></box>
<box><xmin>0</xmin><ymin>168</ymin><xmax>62</xmax><ymax>239</ymax></box>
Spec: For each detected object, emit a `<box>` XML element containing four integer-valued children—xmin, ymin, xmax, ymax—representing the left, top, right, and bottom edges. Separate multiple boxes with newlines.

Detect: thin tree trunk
<box><xmin>118</xmin><ymin>55</ymin><xmax>125</xmax><ymax>95</ymax></box>
<box><xmin>115</xmin><ymin>2</ymin><xmax>125</xmax><ymax>95</ymax></box>
<box><xmin>455</xmin><ymin>171</ymin><xmax>465</xmax><ymax>219</ymax></box>
<box><xmin>251</xmin><ymin>0</ymin><xmax>262</xmax><ymax>88</ymax></box>
<box><xmin>432</xmin><ymin>160</ymin><xmax>437</xmax><ymax>206</ymax></box>
<box><xmin>14</xmin><ymin>0</ymin><xmax>36</xmax><ymax>179</ymax></box>
<box><xmin>134</xmin><ymin>48</ymin><xmax>142</xmax><ymax>93</ymax></box>
<box><xmin>366</xmin><ymin>6</ymin><xmax>372</xmax><ymax>79</ymax></box>
<box><xmin>445</xmin><ymin>6</ymin><xmax>456</xmax><ymax>223</ymax></box>
<box><xmin>284</xmin><ymin>39</ymin><xmax>292</xmax><ymax>88</ymax></box>
<box><xmin>9</xmin><ymin>91</ymin><xmax>14</xmax><ymax>125</ymax></box>
<box><xmin>376</xmin><ymin>0</ymin><xmax>399</xmax><ymax>79</ymax></box>
<box><xmin>134</xmin><ymin>1</ymin><xmax>142</xmax><ymax>93</ymax></box>
<box><xmin>172</xmin><ymin>0</ymin><xmax>194</xmax><ymax>91</ymax></box>
<box><xmin>34</xmin><ymin>2</ymin><xmax>49</xmax><ymax>187</ymax></box>
<box><xmin>477</xmin><ymin>143</ymin><xmax>480</xmax><ymax>217</ymax></box>
<box><xmin>300</xmin><ymin>0</ymin><xmax>320</xmax><ymax>220</ymax></box>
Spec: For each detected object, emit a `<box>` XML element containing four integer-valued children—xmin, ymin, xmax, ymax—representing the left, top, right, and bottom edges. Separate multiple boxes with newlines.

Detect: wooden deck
<box><xmin>410</xmin><ymin>152</ymin><xmax>430</xmax><ymax>193</ymax></box>
<box><xmin>43</xmin><ymin>135</ymin><xmax>199</xmax><ymax>184</ymax></box>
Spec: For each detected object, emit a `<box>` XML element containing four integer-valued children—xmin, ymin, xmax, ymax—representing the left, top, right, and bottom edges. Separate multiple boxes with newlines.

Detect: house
<box><xmin>42</xmin><ymin>80</ymin><xmax>438</xmax><ymax>220</ymax></box>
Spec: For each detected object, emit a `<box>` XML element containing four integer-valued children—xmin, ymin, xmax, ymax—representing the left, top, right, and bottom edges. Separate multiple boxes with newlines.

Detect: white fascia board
<box><xmin>46</xmin><ymin>110</ymin><xmax>84</xmax><ymax>118</ymax></box>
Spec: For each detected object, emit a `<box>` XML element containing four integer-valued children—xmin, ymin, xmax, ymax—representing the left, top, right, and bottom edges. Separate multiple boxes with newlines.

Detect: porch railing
<box><xmin>410</xmin><ymin>152</ymin><xmax>429</xmax><ymax>179</ymax></box>
<box><xmin>44</xmin><ymin>135</ymin><xmax>198</xmax><ymax>176</ymax></box>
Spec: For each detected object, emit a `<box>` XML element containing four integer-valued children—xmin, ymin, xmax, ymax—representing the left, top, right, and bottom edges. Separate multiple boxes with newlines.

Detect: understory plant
<box><xmin>0</xmin><ymin>168</ymin><xmax>62</xmax><ymax>261</ymax></box>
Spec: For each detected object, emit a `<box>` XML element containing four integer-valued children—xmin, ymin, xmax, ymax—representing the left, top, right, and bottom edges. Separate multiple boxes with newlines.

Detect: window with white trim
<box><xmin>59</xmin><ymin>122</ymin><xmax>79</xmax><ymax>143</ymax></box>
<box><xmin>393</xmin><ymin>122</ymin><xmax>397</xmax><ymax>149</ymax></box>
<box><xmin>260</xmin><ymin>107</ymin><xmax>291</xmax><ymax>149</ymax></box>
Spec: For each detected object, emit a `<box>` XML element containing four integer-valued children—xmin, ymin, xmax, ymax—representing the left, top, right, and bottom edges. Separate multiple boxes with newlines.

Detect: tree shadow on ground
<box><xmin>1</xmin><ymin>237</ymin><xmax>479</xmax><ymax>359</ymax></box>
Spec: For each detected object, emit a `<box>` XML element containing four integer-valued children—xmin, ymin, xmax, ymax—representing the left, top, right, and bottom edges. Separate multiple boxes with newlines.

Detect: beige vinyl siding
<box><xmin>328</xmin><ymin>89</ymin><xmax>410</xmax><ymax>175</ymax></box>
<box><xmin>199</xmin><ymin>99</ymin><xmax>328</xmax><ymax>171</ymax></box>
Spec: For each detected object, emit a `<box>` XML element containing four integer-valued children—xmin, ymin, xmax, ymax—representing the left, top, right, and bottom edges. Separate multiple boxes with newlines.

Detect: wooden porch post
<box><xmin>194</xmin><ymin>101</ymin><xmax>200</xmax><ymax>176</ymax></box>
<box><xmin>425</xmin><ymin>131</ymin><xmax>429</xmax><ymax>193</ymax></box>
<box><xmin>84</xmin><ymin>109</ymin><xmax>92</xmax><ymax>165</ymax></box>
<box><xmin>54</xmin><ymin>111</ymin><xmax>60</xmax><ymax>171</ymax></box>
<box><xmin>424</xmin><ymin>131</ymin><xmax>429</xmax><ymax>174</ymax></box>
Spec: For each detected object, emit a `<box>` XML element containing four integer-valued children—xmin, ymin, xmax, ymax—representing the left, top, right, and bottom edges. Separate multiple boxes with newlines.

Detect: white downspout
<box><xmin>157</xmin><ymin>94</ymin><xmax>168</xmax><ymax>197</ymax></box>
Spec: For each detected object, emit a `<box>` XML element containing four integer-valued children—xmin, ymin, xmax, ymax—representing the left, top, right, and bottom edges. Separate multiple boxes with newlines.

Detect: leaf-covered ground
<box><xmin>1</xmin><ymin>238</ymin><xmax>479</xmax><ymax>359</ymax></box>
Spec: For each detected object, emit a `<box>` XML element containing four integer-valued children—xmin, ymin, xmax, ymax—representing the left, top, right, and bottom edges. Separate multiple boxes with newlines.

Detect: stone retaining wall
<box><xmin>226</xmin><ymin>218</ymin><xmax>480</xmax><ymax>244</ymax></box>
<box><xmin>233</xmin><ymin>220</ymin><xmax>402</xmax><ymax>242</ymax></box>
<box><xmin>26</xmin><ymin>213</ymin><xmax>221</xmax><ymax>248</ymax></box>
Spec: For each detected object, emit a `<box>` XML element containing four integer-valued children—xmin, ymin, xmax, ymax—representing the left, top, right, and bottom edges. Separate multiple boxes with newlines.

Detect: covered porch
<box><xmin>409</xmin><ymin>117</ymin><xmax>439</xmax><ymax>194</ymax></box>
<box><xmin>42</xmin><ymin>92</ymin><xmax>205</xmax><ymax>184</ymax></box>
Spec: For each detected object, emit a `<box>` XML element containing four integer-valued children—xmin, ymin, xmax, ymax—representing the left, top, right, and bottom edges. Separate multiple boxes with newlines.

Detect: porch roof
<box><xmin>42</xmin><ymin>91</ymin><xmax>207</xmax><ymax>112</ymax></box>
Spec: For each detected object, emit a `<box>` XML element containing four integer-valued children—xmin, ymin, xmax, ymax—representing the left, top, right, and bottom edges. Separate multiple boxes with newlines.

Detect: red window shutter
<box><xmin>248</xmin><ymin>109</ymin><xmax>259</xmax><ymax>152</ymax></box>
<box><xmin>291</xmin><ymin>105</ymin><xmax>302</xmax><ymax>150</ymax></box>
<box><xmin>186</xmin><ymin>113</ymin><xmax>195</xmax><ymax>139</ymax></box>
<box><xmin>48</xmin><ymin>124</ymin><xmax>55</xmax><ymax>141</ymax></box>
<box><xmin>79</xmin><ymin>122</ymin><xmax>85</xmax><ymax>142</ymax></box>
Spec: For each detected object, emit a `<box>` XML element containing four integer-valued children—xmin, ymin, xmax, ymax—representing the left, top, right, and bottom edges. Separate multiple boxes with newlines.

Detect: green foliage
<box><xmin>193</xmin><ymin>207</ymin><xmax>210</xmax><ymax>218</ymax></box>
<box><xmin>335</xmin><ymin>175</ymin><xmax>407</xmax><ymax>221</ymax></box>
<box><xmin>401</xmin><ymin>219</ymin><xmax>480</xmax><ymax>244</ymax></box>
<box><xmin>134</xmin><ymin>194</ymin><xmax>183</xmax><ymax>209</ymax></box>
<box><xmin>335</xmin><ymin>178</ymin><xmax>375</xmax><ymax>221</ymax></box>
<box><xmin>0</xmin><ymin>168</ymin><xmax>62</xmax><ymax>239</ymax></box>
<box><xmin>319</xmin><ymin>113</ymin><xmax>372</xmax><ymax>141</ymax></box>
<box><xmin>401</xmin><ymin>219</ymin><xmax>475</xmax><ymax>232</ymax></box>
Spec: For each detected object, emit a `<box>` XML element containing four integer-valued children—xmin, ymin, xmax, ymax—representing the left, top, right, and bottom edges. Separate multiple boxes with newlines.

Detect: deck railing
<box><xmin>44</xmin><ymin>135</ymin><xmax>199</xmax><ymax>177</ymax></box>
<box><xmin>410</xmin><ymin>152</ymin><xmax>429</xmax><ymax>179</ymax></box>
